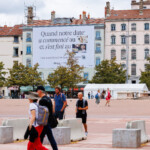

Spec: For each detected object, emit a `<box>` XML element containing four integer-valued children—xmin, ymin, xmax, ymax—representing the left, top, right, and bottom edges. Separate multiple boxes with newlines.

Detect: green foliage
<box><xmin>66</xmin><ymin>51</ymin><xmax>86</xmax><ymax>88</ymax></box>
<box><xmin>140</xmin><ymin>57</ymin><xmax>150</xmax><ymax>89</ymax></box>
<box><xmin>6</xmin><ymin>62</ymin><xmax>28</xmax><ymax>89</ymax></box>
<box><xmin>47</xmin><ymin>66</ymin><xmax>70</xmax><ymax>90</ymax></box>
<box><xmin>90</xmin><ymin>58</ymin><xmax>126</xmax><ymax>83</ymax></box>
<box><xmin>0</xmin><ymin>62</ymin><xmax>6</xmax><ymax>87</ymax></box>
<box><xmin>47</xmin><ymin>51</ymin><xmax>85</xmax><ymax>90</ymax></box>
<box><xmin>26</xmin><ymin>64</ymin><xmax>46</xmax><ymax>91</ymax></box>
<box><xmin>6</xmin><ymin>62</ymin><xmax>45</xmax><ymax>91</ymax></box>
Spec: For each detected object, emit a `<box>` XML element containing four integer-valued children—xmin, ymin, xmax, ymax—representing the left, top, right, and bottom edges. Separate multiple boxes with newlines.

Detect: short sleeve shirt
<box><xmin>76</xmin><ymin>99</ymin><xmax>88</xmax><ymax>115</ymax></box>
<box><xmin>29</xmin><ymin>103</ymin><xmax>39</xmax><ymax>127</ymax></box>
<box><xmin>54</xmin><ymin>93</ymin><xmax>66</xmax><ymax>111</ymax></box>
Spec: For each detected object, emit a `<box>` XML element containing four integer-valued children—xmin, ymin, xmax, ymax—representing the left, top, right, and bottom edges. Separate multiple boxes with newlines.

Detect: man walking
<box><xmin>76</xmin><ymin>92</ymin><xmax>88</xmax><ymax>136</ymax></box>
<box><xmin>36</xmin><ymin>86</ymin><xmax>58</xmax><ymax>150</ymax></box>
<box><xmin>54</xmin><ymin>87</ymin><xmax>67</xmax><ymax>120</ymax></box>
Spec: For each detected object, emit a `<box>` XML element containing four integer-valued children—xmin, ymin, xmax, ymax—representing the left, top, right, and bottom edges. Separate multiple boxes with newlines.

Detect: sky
<box><xmin>0</xmin><ymin>0</ymin><xmax>132</xmax><ymax>26</ymax></box>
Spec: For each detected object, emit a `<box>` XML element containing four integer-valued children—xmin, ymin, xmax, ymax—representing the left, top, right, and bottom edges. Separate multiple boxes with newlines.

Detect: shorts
<box><xmin>76</xmin><ymin>113</ymin><xmax>87</xmax><ymax>124</ymax></box>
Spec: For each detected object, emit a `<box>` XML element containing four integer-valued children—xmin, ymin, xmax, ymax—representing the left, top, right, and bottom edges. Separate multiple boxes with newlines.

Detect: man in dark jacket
<box><xmin>37</xmin><ymin>86</ymin><xmax>58</xmax><ymax>150</ymax></box>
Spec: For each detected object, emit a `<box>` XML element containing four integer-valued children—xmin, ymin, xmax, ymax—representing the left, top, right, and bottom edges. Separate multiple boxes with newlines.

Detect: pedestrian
<box><xmin>26</xmin><ymin>92</ymin><xmax>48</xmax><ymax>150</ymax></box>
<box><xmin>105</xmin><ymin>88</ymin><xmax>111</xmax><ymax>107</ymax></box>
<box><xmin>88</xmin><ymin>92</ymin><xmax>90</xmax><ymax>99</ymax></box>
<box><xmin>76</xmin><ymin>92</ymin><xmax>88</xmax><ymax>136</ymax></box>
<box><xmin>95</xmin><ymin>89</ymin><xmax>101</xmax><ymax>104</ymax></box>
<box><xmin>54</xmin><ymin>87</ymin><xmax>67</xmax><ymax>120</ymax></box>
<box><xmin>36</xmin><ymin>86</ymin><xmax>58</xmax><ymax>150</ymax></box>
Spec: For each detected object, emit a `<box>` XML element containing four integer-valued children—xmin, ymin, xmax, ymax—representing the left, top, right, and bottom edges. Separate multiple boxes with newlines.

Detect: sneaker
<box><xmin>85</xmin><ymin>132</ymin><xmax>88</xmax><ymax>136</ymax></box>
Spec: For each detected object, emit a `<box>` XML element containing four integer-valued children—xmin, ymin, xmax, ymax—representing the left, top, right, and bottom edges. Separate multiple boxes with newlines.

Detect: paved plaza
<box><xmin>0</xmin><ymin>98</ymin><xmax>150</xmax><ymax>150</ymax></box>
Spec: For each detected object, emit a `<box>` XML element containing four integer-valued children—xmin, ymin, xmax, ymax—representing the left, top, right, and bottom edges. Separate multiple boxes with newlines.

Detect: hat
<box><xmin>36</xmin><ymin>86</ymin><xmax>45</xmax><ymax>92</ymax></box>
<box><xmin>26</xmin><ymin>92</ymin><xmax>40</xmax><ymax>100</ymax></box>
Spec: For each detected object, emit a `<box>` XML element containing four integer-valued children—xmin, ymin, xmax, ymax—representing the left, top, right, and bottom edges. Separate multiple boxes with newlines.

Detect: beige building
<box><xmin>0</xmin><ymin>25</ymin><xmax>23</xmax><ymax>96</ymax></box>
<box><xmin>22</xmin><ymin>9</ymin><xmax>105</xmax><ymax>93</ymax></box>
<box><xmin>105</xmin><ymin>0</ymin><xmax>150</xmax><ymax>84</ymax></box>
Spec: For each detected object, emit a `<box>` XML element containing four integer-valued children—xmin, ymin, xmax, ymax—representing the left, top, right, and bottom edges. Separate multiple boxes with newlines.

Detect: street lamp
<box><xmin>125</xmin><ymin>34</ymin><xmax>132</xmax><ymax>84</ymax></box>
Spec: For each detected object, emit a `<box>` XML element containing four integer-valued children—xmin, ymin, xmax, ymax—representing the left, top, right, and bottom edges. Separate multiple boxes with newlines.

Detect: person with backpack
<box><xmin>95</xmin><ymin>89</ymin><xmax>101</xmax><ymax>104</ymax></box>
<box><xmin>54</xmin><ymin>87</ymin><xmax>67</xmax><ymax>120</ymax></box>
<box><xmin>36</xmin><ymin>86</ymin><xmax>58</xmax><ymax>150</ymax></box>
<box><xmin>26</xmin><ymin>92</ymin><xmax>48</xmax><ymax>150</ymax></box>
<box><xmin>76</xmin><ymin>92</ymin><xmax>88</xmax><ymax>136</ymax></box>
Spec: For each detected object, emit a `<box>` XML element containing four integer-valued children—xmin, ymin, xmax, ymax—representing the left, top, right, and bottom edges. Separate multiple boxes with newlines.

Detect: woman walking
<box><xmin>105</xmin><ymin>88</ymin><xmax>111</xmax><ymax>107</ymax></box>
<box><xmin>26</xmin><ymin>92</ymin><xmax>48</xmax><ymax>150</ymax></box>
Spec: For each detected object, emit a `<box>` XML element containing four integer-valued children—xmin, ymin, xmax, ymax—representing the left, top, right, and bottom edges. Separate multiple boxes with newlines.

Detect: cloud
<box><xmin>0</xmin><ymin>0</ymin><xmax>131</xmax><ymax>26</ymax></box>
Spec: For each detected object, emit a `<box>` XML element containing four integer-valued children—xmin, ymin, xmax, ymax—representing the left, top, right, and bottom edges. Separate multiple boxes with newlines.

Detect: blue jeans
<box><xmin>40</xmin><ymin>123</ymin><xmax>58</xmax><ymax>150</ymax></box>
<box><xmin>54</xmin><ymin>111</ymin><xmax>64</xmax><ymax>120</ymax></box>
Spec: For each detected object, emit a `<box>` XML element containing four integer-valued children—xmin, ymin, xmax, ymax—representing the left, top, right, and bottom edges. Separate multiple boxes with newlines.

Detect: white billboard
<box><xmin>33</xmin><ymin>26</ymin><xmax>95</xmax><ymax>69</ymax></box>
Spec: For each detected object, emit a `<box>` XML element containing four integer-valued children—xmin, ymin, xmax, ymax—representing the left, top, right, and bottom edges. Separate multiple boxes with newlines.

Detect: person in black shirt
<box><xmin>37</xmin><ymin>86</ymin><xmax>58</xmax><ymax>150</ymax></box>
<box><xmin>76</xmin><ymin>92</ymin><xmax>88</xmax><ymax>136</ymax></box>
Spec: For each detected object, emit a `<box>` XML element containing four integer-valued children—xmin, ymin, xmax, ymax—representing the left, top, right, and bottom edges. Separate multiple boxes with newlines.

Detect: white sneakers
<box><xmin>85</xmin><ymin>132</ymin><xmax>88</xmax><ymax>136</ymax></box>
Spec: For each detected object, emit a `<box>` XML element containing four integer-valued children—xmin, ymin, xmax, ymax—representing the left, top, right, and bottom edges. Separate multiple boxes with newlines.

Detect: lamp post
<box><xmin>125</xmin><ymin>34</ymin><xmax>132</xmax><ymax>84</ymax></box>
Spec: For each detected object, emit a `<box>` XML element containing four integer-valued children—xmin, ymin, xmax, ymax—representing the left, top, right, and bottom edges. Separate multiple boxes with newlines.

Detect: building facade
<box><xmin>0</xmin><ymin>25</ymin><xmax>23</xmax><ymax>96</ymax></box>
<box><xmin>105</xmin><ymin>0</ymin><xmax>150</xmax><ymax>84</ymax></box>
<box><xmin>22</xmin><ymin>10</ymin><xmax>105</xmax><ymax>92</ymax></box>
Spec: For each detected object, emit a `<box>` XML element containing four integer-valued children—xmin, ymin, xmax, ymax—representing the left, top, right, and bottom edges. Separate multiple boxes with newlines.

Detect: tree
<box><xmin>6</xmin><ymin>62</ymin><xmax>28</xmax><ymax>92</ymax></box>
<box><xmin>26</xmin><ymin>64</ymin><xmax>46</xmax><ymax>91</ymax></box>
<box><xmin>90</xmin><ymin>58</ymin><xmax>126</xmax><ymax>83</ymax></box>
<box><xmin>140</xmin><ymin>57</ymin><xmax>150</xmax><ymax>89</ymax></box>
<box><xmin>66</xmin><ymin>51</ymin><xmax>86</xmax><ymax>92</ymax></box>
<box><xmin>0</xmin><ymin>62</ymin><xmax>6</xmax><ymax>88</ymax></box>
<box><xmin>47</xmin><ymin>66</ymin><xmax>70</xmax><ymax>90</ymax></box>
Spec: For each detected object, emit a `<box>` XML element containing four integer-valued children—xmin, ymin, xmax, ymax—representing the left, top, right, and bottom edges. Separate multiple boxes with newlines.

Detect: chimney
<box><xmin>131</xmin><ymin>0</ymin><xmax>136</xmax><ymax>4</ymax></box>
<box><xmin>82</xmin><ymin>11</ymin><xmax>87</xmax><ymax>21</ymax></box>
<box><xmin>139</xmin><ymin>0</ymin><xmax>143</xmax><ymax>15</ymax></box>
<box><xmin>51</xmin><ymin>11</ymin><xmax>55</xmax><ymax>23</ymax></box>
<box><xmin>88</xmin><ymin>13</ymin><xmax>90</xmax><ymax>20</ymax></box>
<box><xmin>106</xmin><ymin>2</ymin><xmax>111</xmax><ymax>17</ymax></box>
<box><xmin>27</xmin><ymin>7</ymin><xmax>33</xmax><ymax>24</ymax></box>
<box><xmin>79</xmin><ymin>14</ymin><xmax>82</xmax><ymax>19</ymax></box>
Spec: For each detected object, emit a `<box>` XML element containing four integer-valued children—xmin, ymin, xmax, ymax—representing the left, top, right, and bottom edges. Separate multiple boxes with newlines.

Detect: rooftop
<box><xmin>0</xmin><ymin>24</ymin><xmax>23</xmax><ymax>36</ymax></box>
<box><xmin>106</xmin><ymin>9</ymin><xmax>150</xmax><ymax>20</ymax></box>
<box><xmin>26</xmin><ymin>18</ymin><xmax>104</xmax><ymax>27</ymax></box>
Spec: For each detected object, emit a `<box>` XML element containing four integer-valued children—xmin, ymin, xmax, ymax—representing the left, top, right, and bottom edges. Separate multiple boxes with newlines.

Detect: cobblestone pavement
<box><xmin>0</xmin><ymin>98</ymin><xmax>150</xmax><ymax>149</ymax></box>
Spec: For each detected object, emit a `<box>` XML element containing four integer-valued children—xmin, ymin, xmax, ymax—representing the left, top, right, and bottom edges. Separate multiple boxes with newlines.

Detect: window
<box><xmin>121</xmin><ymin>49</ymin><xmax>126</xmax><ymax>60</ymax></box>
<box><xmin>14</xmin><ymin>36</ymin><xmax>19</xmax><ymax>43</ymax></box>
<box><xmin>111</xmin><ymin>49</ymin><xmax>116</xmax><ymax>59</ymax></box>
<box><xmin>26</xmin><ymin>33</ymin><xmax>32</xmax><ymax>42</ymax></box>
<box><xmin>84</xmin><ymin>73</ymin><xmax>89</xmax><ymax>84</ymax></box>
<box><xmin>132</xmin><ymin>35</ymin><xmax>136</xmax><ymax>44</ymax></box>
<box><xmin>13</xmin><ymin>47</ymin><xmax>19</xmax><ymax>57</ymax></box>
<box><xmin>144</xmin><ymin>34</ymin><xmax>149</xmax><ymax>44</ymax></box>
<box><xmin>145</xmin><ymin>49</ymin><xmax>149</xmax><ymax>59</ymax></box>
<box><xmin>121</xmin><ymin>24</ymin><xmax>126</xmax><ymax>31</ymax></box>
<box><xmin>131</xmin><ymin>23</ymin><xmax>136</xmax><ymax>31</ymax></box>
<box><xmin>20</xmin><ymin>51</ymin><xmax>23</xmax><ymax>55</ymax></box>
<box><xmin>96</xmin><ymin>57</ymin><xmax>101</xmax><ymax>66</ymax></box>
<box><xmin>121</xmin><ymin>35</ymin><xmax>126</xmax><ymax>44</ymax></box>
<box><xmin>95</xmin><ymin>43</ymin><xmax>101</xmax><ymax>53</ymax></box>
<box><xmin>131</xmin><ymin>64</ymin><xmax>136</xmax><ymax>75</ymax></box>
<box><xmin>121</xmin><ymin>64</ymin><xmax>126</xmax><ymax>70</ymax></box>
<box><xmin>111</xmin><ymin>24</ymin><xmax>116</xmax><ymax>31</ymax></box>
<box><xmin>26</xmin><ymin>58</ymin><xmax>31</xmax><ymax>67</ymax></box>
<box><xmin>131</xmin><ymin>49</ymin><xmax>136</xmax><ymax>60</ymax></box>
<box><xmin>95</xmin><ymin>31</ymin><xmax>101</xmax><ymax>40</ymax></box>
<box><xmin>26</xmin><ymin>46</ymin><xmax>31</xmax><ymax>55</ymax></box>
<box><xmin>111</xmin><ymin>35</ymin><xmax>116</xmax><ymax>44</ymax></box>
<box><xmin>145</xmin><ymin>23</ymin><xmax>149</xmax><ymax>30</ymax></box>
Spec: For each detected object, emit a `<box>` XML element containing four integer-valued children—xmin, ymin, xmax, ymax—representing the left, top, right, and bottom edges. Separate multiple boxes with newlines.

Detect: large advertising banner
<box><xmin>33</xmin><ymin>26</ymin><xmax>95</xmax><ymax>69</ymax></box>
